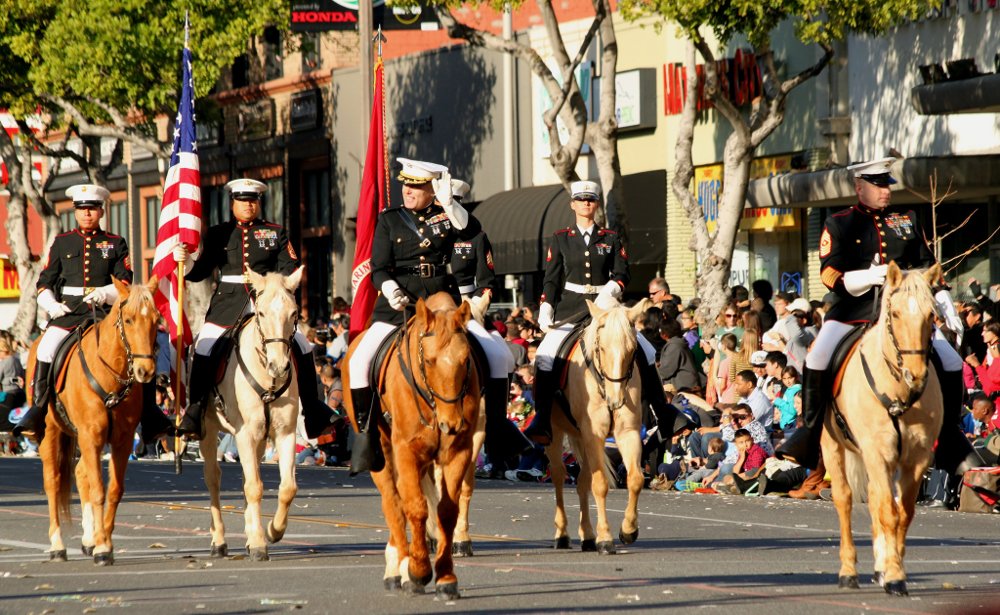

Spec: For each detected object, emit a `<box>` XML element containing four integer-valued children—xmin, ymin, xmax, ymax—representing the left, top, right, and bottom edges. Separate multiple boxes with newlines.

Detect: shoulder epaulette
<box><xmin>555</xmin><ymin>228</ymin><xmax>573</xmax><ymax>235</ymax></box>
<box><xmin>831</xmin><ymin>208</ymin><xmax>854</xmax><ymax>218</ymax></box>
<box><xmin>597</xmin><ymin>229</ymin><xmax>617</xmax><ymax>236</ymax></box>
<box><xmin>104</xmin><ymin>232</ymin><xmax>123</xmax><ymax>239</ymax></box>
<box><xmin>55</xmin><ymin>231</ymin><xmax>75</xmax><ymax>239</ymax></box>
<box><xmin>263</xmin><ymin>222</ymin><xmax>282</xmax><ymax>229</ymax></box>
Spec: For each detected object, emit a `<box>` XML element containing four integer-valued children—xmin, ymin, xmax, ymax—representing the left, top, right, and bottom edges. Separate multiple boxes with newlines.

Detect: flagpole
<box><xmin>174</xmin><ymin>262</ymin><xmax>185</xmax><ymax>474</ymax></box>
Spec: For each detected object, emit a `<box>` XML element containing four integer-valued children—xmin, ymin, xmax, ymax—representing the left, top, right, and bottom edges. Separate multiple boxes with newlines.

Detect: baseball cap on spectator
<box><xmin>788</xmin><ymin>298</ymin><xmax>812</xmax><ymax>314</ymax></box>
<box><xmin>750</xmin><ymin>350</ymin><xmax>768</xmax><ymax>366</ymax></box>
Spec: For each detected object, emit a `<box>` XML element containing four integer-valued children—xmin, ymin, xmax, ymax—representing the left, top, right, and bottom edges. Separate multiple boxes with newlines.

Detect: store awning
<box><xmin>911</xmin><ymin>74</ymin><xmax>1000</xmax><ymax>115</ymax></box>
<box><xmin>475</xmin><ymin>170</ymin><xmax>668</xmax><ymax>274</ymax></box>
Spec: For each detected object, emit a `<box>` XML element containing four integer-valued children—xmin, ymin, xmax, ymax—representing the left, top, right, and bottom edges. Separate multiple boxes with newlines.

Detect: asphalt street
<box><xmin>1</xmin><ymin>457</ymin><xmax>998</xmax><ymax>614</ymax></box>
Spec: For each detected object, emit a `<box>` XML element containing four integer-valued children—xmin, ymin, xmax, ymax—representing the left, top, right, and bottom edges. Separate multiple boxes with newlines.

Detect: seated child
<box><xmin>685</xmin><ymin>438</ymin><xmax>727</xmax><ymax>485</ymax></box>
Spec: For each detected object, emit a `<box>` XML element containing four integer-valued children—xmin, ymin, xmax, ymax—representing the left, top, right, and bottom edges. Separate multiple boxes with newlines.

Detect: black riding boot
<box><xmin>524</xmin><ymin>368</ymin><xmax>557</xmax><ymax>445</ymax></box>
<box><xmin>636</xmin><ymin>353</ymin><xmax>695</xmax><ymax>438</ymax></box>
<box><xmin>484</xmin><ymin>377</ymin><xmax>531</xmax><ymax>461</ymax></box>
<box><xmin>933</xmin><ymin>369</ymin><xmax>985</xmax><ymax>475</ymax></box>
<box><xmin>293</xmin><ymin>346</ymin><xmax>335</xmax><ymax>439</ymax></box>
<box><xmin>13</xmin><ymin>361</ymin><xmax>52</xmax><ymax>441</ymax></box>
<box><xmin>775</xmin><ymin>367</ymin><xmax>828</xmax><ymax>470</ymax></box>
<box><xmin>140</xmin><ymin>382</ymin><xmax>176</xmax><ymax>445</ymax></box>
<box><xmin>175</xmin><ymin>353</ymin><xmax>216</xmax><ymax>440</ymax></box>
<box><xmin>349</xmin><ymin>387</ymin><xmax>385</xmax><ymax>475</ymax></box>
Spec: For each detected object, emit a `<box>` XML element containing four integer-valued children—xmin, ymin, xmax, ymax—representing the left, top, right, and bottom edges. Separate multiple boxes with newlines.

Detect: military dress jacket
<box><xmin>451</xmin><ymin>230</ymin><xmax>497</xmax><ymax>298</ymax></box>
<box><xmin>820</xmin><ymin>203</ymin><xmax>934</xmax><ymax>323</ymax></box>
<box><xmin>186</xmin><ymin>218</ymin><xmax>299</xmax><ymax>328</ymax></box>
<box><xmin>37</xmin><ymin>228</ymin><xmax>133</xmax><ymax>329</ymax></box>
<box><xmin>370</xmin><ymin>204</ymin><xmax>482</xmax><ymax>326</ymax></box>
<box><xmin>541</xmin><ymin>226</ymin><xmax>629</xmax><ymax>322</ymax></box>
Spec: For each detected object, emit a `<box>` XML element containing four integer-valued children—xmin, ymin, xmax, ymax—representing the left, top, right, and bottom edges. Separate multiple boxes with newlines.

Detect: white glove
<box><xmin>432</xmin><ymin>170</ymin><xmax>453</xmax><ymax>206</ymax></box>
<box><xmin>381</xmin><ymin>280</ymin><xmax>410</xmax><ymax>311</ymax></box>
<box><xmin>83</xmin><ymin>283</ymin><xmax>119</xmax><ymax>306</ymax></box>
<box><xmin>468</xmin><ymin>293</ymin><xmax>490</xmax><ymax>324</ymax></box>
<box><xmin>934</xmin><ymin>288</ymin><xmax>961</xmax><ymax>335</ymax></box>
<box><xmin>173</xmin><ymin>243</ymin><xmax>189</xmax><ymax>263</ymax></box>
<box><xmin>38</xmin><ymin>289</ymin><xmax>70</xmax><ymax>319</ymax></box>
<box><xmin>843</xmin><ymin>264</ymin><xmax>888</xmax><ymax>297</ymax></box>
<box><xmin>594</xmin><ymin>281</ymin><xmax>622</xmax><ymax>310</ymax></box>
<box><xmin>537</xmin><ymin>302</ymin><xmax>555</xmax><ymax>333</ymax></box>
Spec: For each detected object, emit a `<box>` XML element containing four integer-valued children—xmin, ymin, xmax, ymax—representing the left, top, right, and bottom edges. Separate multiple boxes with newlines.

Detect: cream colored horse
<box><xmin>544</xmin><ymin>299</ymin><xmax>647</xmax><ymax>553</ymax></box>
<box><xmin>198</xmin><ymin>267</ymin><xmax>304</xmax><ymax>561</ymax></box>
<box><xmin>822</xmin><ymin>263</ymin><xmax>944</xmax><ymax>596</ymax></box>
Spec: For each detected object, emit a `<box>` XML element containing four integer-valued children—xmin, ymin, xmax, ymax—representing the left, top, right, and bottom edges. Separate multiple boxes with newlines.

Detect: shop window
<box><xmin>204</xmin><ymin>185</ymin><xmax>227</xmax><ymax>226</ymax></box>
<box><xmin>59</xmin><ymin>210</ymin><xmax>74</xmax><ymax>232</ymax></box>
<box><xmin>304</xmin><ymin>169</ymin><xmax>330</xmax><ymax>228</ymax></box>
<box><xmin>232</xmin><ymin>55</ymin><xmax>249</xmax><ymax>89</ymax></box>
<box><xmin>301</xmin><ymin>32</ymin><xmax>322</xmax><ymax>73</ymax></box>
<box><xmin>145</xmin><ymin>196</ymin><xmax>161</xmax><ymax>248</ymax></box>
<box><xmin>106</xmin><ymin>201</ymin><xmax>127</xmax><ymax>236</ymax></box>
<box><xmin>263</xmin><ymin>26</ymin><xmax>283</xmax><ymax>82</ymax></box>
<box><xmin>265</xmin><ymin>178</ymin><xmax>285</xmax><ymax>226</ymax></box>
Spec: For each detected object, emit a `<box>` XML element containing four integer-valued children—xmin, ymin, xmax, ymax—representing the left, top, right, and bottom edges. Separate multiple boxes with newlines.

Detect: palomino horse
<box><xmin>543</xmin><ymin>299</ymin><xmax>647</xmax><ymax>554</ymax></box>
<box><xmin>29</xmin><ymin>277</ymin><xmax>160</xmax><ymax>564</ymax></box>
<box><xmin>343</xmin><ymin>293</ymin><xmax>480</xmax><ymax>599</ymax></box>
<box><xmin>198</xmin><ymin>267</ymin><xmax>304</xmax><ymax>561</ymax></box>
<box><xmin>822</xmin><ymin>263</ymin><xmax>944</xmax><ymax>596</ymax></box>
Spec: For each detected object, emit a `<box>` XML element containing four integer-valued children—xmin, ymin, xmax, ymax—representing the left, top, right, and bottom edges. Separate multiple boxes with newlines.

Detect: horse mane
<box><xmin>874</xmin><ymin>265</ymin><xmax>937</xmax><ymax>359</ymax></box>
<box><xmin>583</xmin><ymin>305</ymin><xmax>637</xmax><ymax>362</ymax></box>
<box><xmin>424</xmin><ymin>292</ymin><xmax>457</xmax><ymax>313</ymax></box>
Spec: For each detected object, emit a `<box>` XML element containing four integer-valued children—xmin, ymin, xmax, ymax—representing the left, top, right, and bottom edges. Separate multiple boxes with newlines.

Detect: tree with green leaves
<box><xmin>432</xmin><ymin>0</ymin><xmax>630</xmax><ymax>237</ymax></box>
<box><xmin>0</xmin><ymin>0</ymin><xmax>284</xmax><ymax>341</ymax></box>
<box><xmin>620</xmin><ymin>0</ymin><xmax>937</xmax><ymax>331</ymax></box>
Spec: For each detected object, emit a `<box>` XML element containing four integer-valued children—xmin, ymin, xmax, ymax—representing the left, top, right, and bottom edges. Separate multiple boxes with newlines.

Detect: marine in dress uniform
<box><xmin>14</xmin><ymin>184</ymin><xmax>173</xmax><ymax>443</ymax></box>
<box><xmin>776</xmin><ymin>158</ymin><xmax>982</xmax><ymax>475</ymax></box>
<box><xmin>347</xmin><ymin>159</ymin><xmax>481</xmax><ymax>473</ymax></box>
<box><xmin>525</xmin><ymin>181</ymin><xmax>690</xmax><ymax>444</ymax></box>
<box><xmin>173</xmin><ymin>179</ymin><xmax>334</xmax><ymax>439</ymax></box>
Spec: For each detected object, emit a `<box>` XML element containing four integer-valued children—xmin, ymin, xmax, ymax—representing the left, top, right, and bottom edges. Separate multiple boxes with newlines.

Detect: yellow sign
<box><xmin>695</xmin><ymin>155</ymin><xmax>799</xmax><ymax>233</ymax></box>
<box><xmin>1</xmin><ymin>258</ymin><xmax>19</xmax><ymax>299</ymax></box>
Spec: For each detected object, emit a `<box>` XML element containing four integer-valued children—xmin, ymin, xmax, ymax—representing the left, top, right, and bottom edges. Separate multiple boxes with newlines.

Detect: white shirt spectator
<box><xmin>741</xmin><ymin>387</ymin><xmax>774</xmax><ymax>430</ymax></box>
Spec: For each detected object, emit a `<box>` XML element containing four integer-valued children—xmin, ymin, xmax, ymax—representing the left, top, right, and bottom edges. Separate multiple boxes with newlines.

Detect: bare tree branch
<box><xmin>749</xmin><ymin>42</ymin><xmax>833</xmax><ymax>149</ymax></box>
<box><xmin>691</xmin><ymin>38</ymin><xmax>749</xmax><ymax>143</ymax></box>
<box><xmin>16</xmin><ymin>119</ymin><xmax>90</xmax><ymax>169</ymax></box>
<box><xmin>42</xmin><ymin>94</ymin><xmax>169</xmax><ymax>159</ymax></box>
<box><xmin>543</xmin><ymin>9</ymin><xmax>603</xmax><ymax>131</ymax></box>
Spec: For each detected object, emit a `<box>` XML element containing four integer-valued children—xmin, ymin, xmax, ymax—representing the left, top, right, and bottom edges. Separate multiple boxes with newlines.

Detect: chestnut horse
<box><xmin>343</xmin><ymin>293</ymin><xmax>479</xmax><ymax>599</ymax></box>
<box><xmin>544</xmin><ymin>299</ymin><xmax>646</xmax><ymax>554</ymax></box>
<box><xmin>28</xmin><ymin>277</ymin><xmax>160</xmax><ymax>564</ymax></box>
<box><xmin>197</xmin><ymin>267</ymin><xmax>304</xmax><ymax>561</ymax></box>
<box><xmin>822</xmin><ymin>263</ymin><xmax>944</xmax><ymax>596</ymax></box>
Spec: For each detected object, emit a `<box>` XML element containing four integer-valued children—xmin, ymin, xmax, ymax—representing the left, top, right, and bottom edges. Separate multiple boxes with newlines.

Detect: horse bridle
<box><xmin>235</xmin><ymin>306</ymin><xmax>295</xmax><ymax>405</ymax></box>
<box><xmin>861</xmin><ymin>285</ymin><xmax>933</xmax><ymax>417</ymax></box>
<box><xmin>396</xmin><ymin>327</ymin><xmax>472</xmax><ymax>428</ymax></box>
<box><xmin>88</xmin><ymin>297</ymin><xmax>157</xmax><ymax>408</ymax></box>
<box><xmin>580</xmin><ymin>323</ymin><xmax>635</xmax><ymax>413</ymax></box>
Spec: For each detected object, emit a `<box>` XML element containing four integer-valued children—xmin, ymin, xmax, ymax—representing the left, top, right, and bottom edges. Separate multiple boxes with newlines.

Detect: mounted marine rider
<box><xmin>525</xmin><ymin>180</ymin><xmax>692</xmax><ymax>445</ymax></box>
<box><xmin>13</xmin><ymin>184</ymin><xmax>174</xmax><ymax>443</ymax></box>
<box><xmin>448</xmin><ymin>178</ymin><xmax>530</xmax><ymax>460</ymax></box>
<box><xmin>172</xmin><ymin>178</ymin><xmax>335</xmax><ymax>440</ymax></box>
<box><xmin>348</xmin><ymin>158</ymin><xmax>492</xmax><ymax>474</ymax></box>
<box><xmin>776</xmin><ymin>157</ymin><xmax>983</xmax><ymax>475</ymax></box>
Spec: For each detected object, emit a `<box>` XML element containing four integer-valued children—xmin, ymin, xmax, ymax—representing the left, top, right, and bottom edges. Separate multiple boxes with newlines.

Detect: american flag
<box><xmin>152</xmin><ymin>30</ymin><xmax>202</xmax><ymax>347</ymax></box>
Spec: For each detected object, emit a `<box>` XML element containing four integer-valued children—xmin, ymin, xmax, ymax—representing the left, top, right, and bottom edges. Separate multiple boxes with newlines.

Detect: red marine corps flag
<box><xmin>349</xmin><ymin>54</ymin><xmax>389</xmax><ymax>341</ymax></box>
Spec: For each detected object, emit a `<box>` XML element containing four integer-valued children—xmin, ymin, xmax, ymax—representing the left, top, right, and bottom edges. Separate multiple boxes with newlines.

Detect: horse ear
<box><xmin>284</xmin><ymin>266</ymin><xmax>305</xmax><ymax>292</ymax></box>
<box><xmin>415</xmin><ymin>297</ymin><xmax>433</xmax><ymax>328</ymax></box>
<box><xmin>586</xmin><ymin>299</ymin><xmax>605</xmax><ymax>320</ymax></box>
<box><xmin>246</xmin><ymin>269</ymin><xmax>267</xmax><ymax>292</ymax></box>
<box><xmin>924</xmin><ymin>263</ymin><xmax>943</xmax><ymax>288</ymax></box>
<box><xmin>453</xmin><ymin>301</ymin><xmax>471</xmax><ymax>329</ymax></box>
<box><xmin>885</xmin><ymin>261</ymin><xmax>903</xmax><ymax>289</ymax></box>
<box><xmin>146</xmin><ymin>274</ymin><xmax>159</xmax><ymax>293</ymax></box>
<box><xmin>112</xmin><ymin>277</ymin><xmax>129</xmax><ymax>299</ymax></box>
<box><xmin>626</xmin><ymin>301</ymin><xmax>646</xmax><ymax>324</ymax></box>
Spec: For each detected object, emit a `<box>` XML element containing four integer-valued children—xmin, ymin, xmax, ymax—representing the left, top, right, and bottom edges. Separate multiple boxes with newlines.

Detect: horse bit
<box><xmin>580</xmin><ymin>324</ymin><xmax>635</xmax><ymax>414</ymax></box>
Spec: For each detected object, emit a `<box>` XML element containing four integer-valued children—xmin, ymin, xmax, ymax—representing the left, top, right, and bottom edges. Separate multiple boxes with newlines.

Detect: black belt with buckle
<box><xmin>396</xmin><ymin>263</ymin><xmax>447</xmax><ymax>279</ymax></box>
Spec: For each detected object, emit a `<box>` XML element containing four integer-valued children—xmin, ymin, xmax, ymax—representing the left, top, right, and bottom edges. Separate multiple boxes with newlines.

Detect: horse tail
<box><xmin>58</xmin><ymin>434</ymin><xmax>75</xmax><ymax>525</ymax></box>
<box><xmin>844</xmin><ymin>447</ymin><xmax>869</xmax><ymax>504</ymax></box>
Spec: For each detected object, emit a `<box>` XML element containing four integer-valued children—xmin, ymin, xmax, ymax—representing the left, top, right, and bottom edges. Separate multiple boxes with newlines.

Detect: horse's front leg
<box><xmin>432</xmin><ymin>441</ymin><xmax>473</xmax><ymax>600</ymax></box>
<box><xmin>862</xmin><ymin>442</ymin><xmax>907</xmax><ymax>595</ymax></box>
<box><xmin>895</xmin><ymin>450</ymin><xmax>931</xmax><ymax>575</ymax></box>
<box><xmin>453</xmin><ymin>406</ymin><xmax>485</xmax><ymax>557</ymax></box>
<box><xmin>266</xmin><ymin>408</ymin><xmax>298</xmax><ymax>545</ymax></box>
<box><xmin>373</xmin><ymin>450</ymin><xmax>407</xmax><ymax>591</ymax></box>
<box><xmin>822</xmin><ymin>433</ymin><xmax>859</xmax><ymax>589</ymax></box>
<box><xmin>571</xmin><ymin>432</ymin><xmax>597</xmax><ymax>551</ymax></box>
<box><xmin>76</xmin><ymin>428</ymin><xmax>112</xmax><ymax>565</ymax></box>
<box><xmin>613</xmin><ymin>415</ymin><xmax>643</xmax><ymax>546</ymax></box>
<box><xmin>394</xmin><ymin>445</ymin><xmax>432</xmax><ymax>594</ymax></box>
<box><xmin>102</xmin><ymin>413</ymin><xmax>139</xmax><ymax>557</ymax></box>
<box><xmin>235</xmin><ymin>422</ymin><xmax>269</xmax><ymax>561</ymax></box>
<box><xmin>545</xmin><ymin>423</ymin><xmax>570</xmax><ymax>549</ymax></box>
<box><xmin>200</xmin><ymin>421</ymin><xmax>228</xmax><ymax>557</ymax></box>
<box><xmin>583</xmin><ymin>417</ymin><xmax>614</xmax><ymax>554</ymax></box>
<box><xmin>40</xmin><ymin>431</ymin><xmax>68</xmax><ymax>561</ymax></box>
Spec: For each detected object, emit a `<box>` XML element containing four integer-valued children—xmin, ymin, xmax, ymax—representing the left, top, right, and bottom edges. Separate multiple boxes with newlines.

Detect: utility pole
<box><xmin>359</xmin><ymin>1</ymin><xmax>373</xmax><ymax>148</ymax></box>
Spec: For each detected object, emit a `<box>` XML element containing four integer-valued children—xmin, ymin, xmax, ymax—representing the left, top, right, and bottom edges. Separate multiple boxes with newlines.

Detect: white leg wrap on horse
<box><xmin>635</xmin><ymin>330</ymin><xmax>656</xmax><ymax>364</ymax></box>
<box><xmin>194</xmin><ymin>322</ymin><xmax>229</xmax><ymax>357</ymax></box>
<box><xmin>536</xmin><ymin>323</ymin><xmax>575</xmax><ymax>372</ymax></box>
<box><xmin>931</xmin><ymin>335</ymin><xmax>963</xmax><ymax>372</ymax></box>
<box><xmin>348</xmin><ymin>321</ymin><xmax>399</xmax><ymax>388</ymax></box>
<box><xmin>466</xmin><ymin>319</ymin><xmax>513</xmax><ymax>378</ymax></box>
<box><xmin>805</xmin><ymin>321</ymin><xmax>857</xmax><ymax>370</ymax></box>
<box><xmin>36</xmin><ymin>327</ymin><xmax>72</xmax><ymax>362</ymax></box>
<box><xmin>293</xmin><ymin>329</ymin><xmax>313</xmax><ymax>354</ymax></box>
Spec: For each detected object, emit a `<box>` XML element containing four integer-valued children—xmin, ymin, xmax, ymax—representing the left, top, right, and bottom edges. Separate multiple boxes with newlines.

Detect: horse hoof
<box><xmin>619</xmin><ymin>528</ymin><xmax>639</xmax><ymax>545</ymax></box>
<box><xmin>554</xmin><ymin>536</ymin><xmax>571</xmax><ymax>550</ymax></box>
<box><xmin>384</xmin><ymin>576</ymin><xmax>402</xmax><ymax>591</ymax></box>
<box><xmin>247</xmin><ymin>546</ymin><xmax>270</xmax><ymax>562</ymax></box>
<box><xmin>435</xmin><ymin>582</ymin><xmax>461</xmax><ymax>601</ymax></box>
<box><xmin>884</xmin><ymin>581</ymin><xmax>908</xmax><ymax>597</ymax></box>
<box><xmin>596</xmin><ymin>540</ymin><xmax>616</xmax><ymax>555</ymax></box>
<box><xmin>581</xmin><ymin>539</ymin><xmax>597</xmax><ymax>552</ymax></box>
<box><xmin>266</xmin><ymin>521</ymin><xmax>285</xmax><ymax>544</ymax></box>
<box><xmin>872</xmin><ymin>571</ymin><xmax>885</xmax><ymax>587</ymax></box>
<box><xmin>81</xmin><ymin>545</ymin><xmax>94</xmax><ymax>556</ymax></box>
<box><xmin>93</xmin><ymin>552</ymin><xmax>114</xmax><ymax>566</ymax></box>
<box><xmin>402</xmin><ymin>581</ymin><xmax>425</xmax><ymax>595</ymax></box>
<box><xmin>838</xmin><ymin>575</ymin><xmax>860</xmax><ymax>589</ymax></box>
<box><xmin>210</xmin><ymin>543</ymin><xmax>228</xmax><ymax>558</ymax></box>
<box><xmin>48</xmin><ymin>549</ymin><xmax>67</xmax><ymax>562</ymax></box>
<box><xmin>452</xmin><ymin>541</ymin><xmax>473</xmax><ymax>558</ymax></box>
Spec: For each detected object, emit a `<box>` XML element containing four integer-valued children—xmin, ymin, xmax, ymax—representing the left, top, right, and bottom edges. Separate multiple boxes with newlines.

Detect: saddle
<box><xmin>213</xmin><ymin>314</ymin><xmax>253</xmax><ymax>385</ymax></box>
<box><xmin>369</xmin><ymin>320</ymin><xmax>488</xmax><ymax>395</ymax></box>
<box><xmin>554</xmin><ymin>322</ymin><xmax>588</xmax><ymax>389</ymax></box>
<box><xmin>52</xmin><ymin>321</ymin><xmax>95</xmax><ymax>394</ymax></box>
<box><xmin>830</xmin><ymin>324</ymin><xmax>868</xmax><ymax>397</ymax></box>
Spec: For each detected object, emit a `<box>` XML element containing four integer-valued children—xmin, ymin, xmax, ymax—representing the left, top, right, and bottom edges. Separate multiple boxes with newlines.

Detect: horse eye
<box><xmin>125</xmin><ymin>318</ymin><xmax>134</xmax><ymax>325</ymax></box>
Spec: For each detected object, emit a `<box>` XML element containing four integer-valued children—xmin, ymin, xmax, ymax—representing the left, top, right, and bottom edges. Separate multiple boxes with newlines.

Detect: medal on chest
<box><xmin>453</xmin><ymin>242</ymin><xmax>472</xmax><ymax>256</ymax></box>
<box><xmin>426</xmin><ymin>213</ymin><xmax>451</xmax><ymax>237</ymax></box>
<box><xmin>95</xmin><ymin>241</ymin><xmax>113</xmax><ymax>259</ymax></box>
<box><xmin>595</xmin><ymin>242</ymin><xmax>612</xmax><ymax>256</ymax></box>
<box><xmin>884</xmin><ymin>213</ymin><xmax>914</xmax><ymax>239</ymax></box>
<box><xmin>254</xmin><ymin>228</ymin><xmax>278</xmax><ymax>248</ymax></box>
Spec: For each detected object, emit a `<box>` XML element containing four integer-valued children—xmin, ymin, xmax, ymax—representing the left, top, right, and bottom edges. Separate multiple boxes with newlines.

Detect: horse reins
<box><xmin>580</xmin><ymin>324</ymin><xmax>635</xmax><ymax>414</ymax></box>
<box><xmin>864</xmin><ymin>286</ymin><xmax>933</xmax><ymax>418</ymax></box>
<box><xmin>396</xmin><ymin>325</ymin><xmax>471</xmax><ymax>429</ymax></box>
<box><xmin>234</xmin><ymin>308</ymin><xmax>294</xmax><ymax>409</ymax></box>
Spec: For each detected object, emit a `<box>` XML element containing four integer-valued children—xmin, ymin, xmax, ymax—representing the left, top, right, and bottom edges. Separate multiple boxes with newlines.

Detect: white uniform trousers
<box><xmin>807</xmin><ymin>320</ymin><xmax>962</xmax><ymax>372</ymax></box>
<box><xmin>36</xmin><ymin>326</ymin><xmax>72</xmax><ymax>363</ymax></box>
<box><xmin>536</xmin><ymin>323</ymin><xmax>656</xmax><ymax>373</ymax></box>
